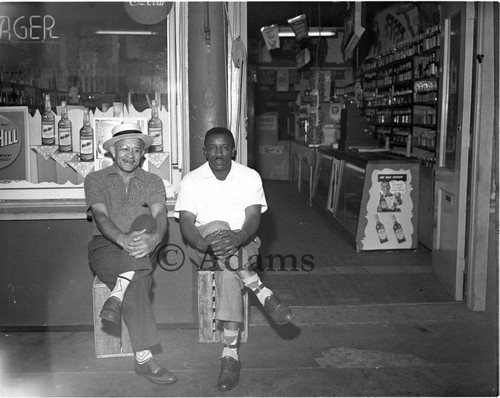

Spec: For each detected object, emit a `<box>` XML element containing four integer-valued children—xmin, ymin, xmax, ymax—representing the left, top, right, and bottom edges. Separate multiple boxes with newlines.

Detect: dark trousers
<box><xmin>88</xmin><ymin>215</ymin><xmax>160</xmax><ymax>352</ymax></box>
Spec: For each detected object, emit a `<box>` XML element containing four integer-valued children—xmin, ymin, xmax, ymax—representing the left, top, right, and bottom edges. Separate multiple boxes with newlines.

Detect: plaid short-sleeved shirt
<box><xmin>84</xmin><ymin>164</ymin><xmax>166</xmax><ymax>236</ymax></box>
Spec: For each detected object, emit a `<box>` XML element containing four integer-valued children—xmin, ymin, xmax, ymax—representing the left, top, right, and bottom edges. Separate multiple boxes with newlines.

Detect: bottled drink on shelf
<box><xmin>58</xmin><ymin>101</ymin><xmax>72</xmax><ymax>152</ymax></box>
<box><xmin>79</xmin><ymin>107</ymin><xmax>94</xmax><ymax>162</ymax></box>
<box><xmin>148</xmin><ymin>99</ymin><xmax>163</xmax><ymax>152</ymax></box>
<box><xmin>392</xmin><ymin>215</ymin><xmax>406</xmax><ymax>243</ymax></box>
<box><xmin>41</xmin><ymin>94</ymin><xmax>56</xmax><ymax>145</ymax></box>
<box><xmin>375</xmin><ymin>214</ymin><xmax>388</xmax><ymax>243</ymax></box>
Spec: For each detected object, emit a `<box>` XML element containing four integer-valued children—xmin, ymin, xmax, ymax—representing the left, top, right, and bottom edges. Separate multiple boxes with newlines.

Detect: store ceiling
<box><xmin>247</xmin><ymin>1</ymin><xmax>349</xmax><ymax>42</ymax></box>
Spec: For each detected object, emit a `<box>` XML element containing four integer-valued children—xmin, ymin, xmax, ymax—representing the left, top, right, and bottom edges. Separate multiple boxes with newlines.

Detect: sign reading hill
<box><xmin>0</xmin><ymin>115</ymin><xmax>22</xmax><ymax>171</ymax></box>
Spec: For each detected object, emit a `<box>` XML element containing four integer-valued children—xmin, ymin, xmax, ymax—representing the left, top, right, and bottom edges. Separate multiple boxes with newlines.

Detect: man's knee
<box><xmin>130</xmin><ymin>214</ymin><xmax>156</xmax><ymax>233</ymax></box>
<box><xmin>199</xmin><ymin>220</ymin><xmax>230</xmax><ymax>236</ymax></box>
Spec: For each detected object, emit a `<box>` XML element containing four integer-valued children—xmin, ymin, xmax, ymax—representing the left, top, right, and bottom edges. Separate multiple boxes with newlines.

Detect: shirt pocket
<box><xmin>128</xmin><ymin>185</ymin><xmax>151</xmax><ymax>215</ymax></box>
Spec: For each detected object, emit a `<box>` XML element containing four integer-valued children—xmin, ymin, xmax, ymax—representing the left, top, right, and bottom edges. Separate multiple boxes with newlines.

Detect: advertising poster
<box><xmin>276</xmin><ymin>69</ymin><xmax>289</xmax><ymax>92</ymax></box>
<box><xmin>94</xmin><ymin>117</ymin><xmax>147</xmax><ymax>170</ymax></box>
<box><xmin>255</xmin><ymin>112</ymin><xmax>278</xmax><ymax>144</ymax></box>
<box><xmin>260</xmin><ymin>24</ymin><xmax>280</xmax><ymax>50</ymax></box>
<box><xmin>358</xmin><ymin>164</ymin><xmax>419</xmax><ymax>250</ymax></box>
<box><xmin>367</xmin><ymin>2</ymin><xmax>421</xmax><ymax>57</ymax></box>
<box><xmin>0</xmin><ymin>107</ymin><xmax>31</xmax><ymax>182</ymax></box>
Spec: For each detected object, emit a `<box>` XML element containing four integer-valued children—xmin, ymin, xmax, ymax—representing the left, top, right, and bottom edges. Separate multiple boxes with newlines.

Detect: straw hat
<box><xmin>103</xmin><ymin>123</ymin><xmax>154</xmax><ymax>152</ymax></box>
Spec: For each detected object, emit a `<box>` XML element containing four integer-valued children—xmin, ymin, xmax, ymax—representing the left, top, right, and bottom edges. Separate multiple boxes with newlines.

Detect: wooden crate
<box><xmin>197</xmin><ymin>270</ymin><xmax>249</xmax><ymax>343</ymax></box>
<box><xmin>92</xmin><ymin>276</ymin><xmax>134</xmax><ymax>358</ymax></box>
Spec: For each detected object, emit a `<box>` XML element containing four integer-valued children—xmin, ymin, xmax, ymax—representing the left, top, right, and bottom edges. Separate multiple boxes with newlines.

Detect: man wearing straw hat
<box><xmin>84</xmin><ymin>123</ymin><xmax>176</xmax><ymax>385</ymax></box>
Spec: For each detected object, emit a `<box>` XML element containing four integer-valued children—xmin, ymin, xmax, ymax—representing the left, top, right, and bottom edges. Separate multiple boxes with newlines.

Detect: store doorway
<box><xmin>432</xmin><ymin>3</ymin><xmax>475</xmax><ymax>301</ymax></box>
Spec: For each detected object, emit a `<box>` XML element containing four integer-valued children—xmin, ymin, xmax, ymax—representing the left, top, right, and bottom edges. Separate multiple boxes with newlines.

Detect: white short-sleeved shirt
<box><xmin>174</xmin><ymin>161</ymin><xmax>267</xmax><ymax>230</ymax></box>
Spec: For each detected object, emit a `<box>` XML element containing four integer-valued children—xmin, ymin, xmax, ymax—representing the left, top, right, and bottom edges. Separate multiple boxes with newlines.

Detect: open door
<box><xmin>432</xmin><ymin>3</ymin><xmax>475</xmax><ymax>300</ymax></box>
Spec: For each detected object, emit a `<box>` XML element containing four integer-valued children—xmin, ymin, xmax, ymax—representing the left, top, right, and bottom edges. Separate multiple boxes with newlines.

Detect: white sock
<box><xmin>135</xmin><ymin>349</ymin><xmax>153</xmax><ymax>364</ymax></box>
<box><xmin>221</xmin><ymin>328</ymin><xmax>239</xmax><ymax>361</ymax></box>
<box><xmin>110</xmin><ymin>271</ymin><xmax>135</xmax><ymax>302</ymax></box>
<box><xmin>241</xmin><ymin>274</ymin><xmax>272</xmax><ymax>305</ymax></box>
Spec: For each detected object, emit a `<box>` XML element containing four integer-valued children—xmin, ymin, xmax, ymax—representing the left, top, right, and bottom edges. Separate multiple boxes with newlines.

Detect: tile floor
<box><xmin>257</xmin><ymin>180</ymin><xmax>453</xmax><ymax>307</ymax></box>
<box><xmin>2</xmin><ymin>180</ymin><xmax>485</xmax><ymax>398</ymax></box>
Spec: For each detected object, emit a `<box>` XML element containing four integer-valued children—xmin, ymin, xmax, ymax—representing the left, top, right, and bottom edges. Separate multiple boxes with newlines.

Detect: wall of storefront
<box><xmin>0</xmin><ymin>217</ymin><xmax>196</xmax><ymax>328</ymax></box>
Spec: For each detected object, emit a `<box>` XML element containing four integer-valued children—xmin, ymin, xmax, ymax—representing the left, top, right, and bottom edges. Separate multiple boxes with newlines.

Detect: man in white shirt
<box><xmin>174</xmin><ymin>127</ymin><xmax>293</xmax><ymax>391</ymax></box>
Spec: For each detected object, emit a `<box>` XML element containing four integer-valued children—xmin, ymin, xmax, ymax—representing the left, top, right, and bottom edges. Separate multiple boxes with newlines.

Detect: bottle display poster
<box><xmin>357</xmin><ymin>164</ymin><xmax>419</xmax><ymax>251</ymax></box>
<box><xmin>93</xmin><ymin>116</ymin><xmax>147</xmax><ymax>163</ymax></box>
<box><xmin>276</xmin><ymin>69</ymin><xmax>289</xmax><ymax>92</ymax></box>
<box><xmin>0</xmin><ymin>106</ymin><xmax>31</xmax><ymax>182</ymax></box>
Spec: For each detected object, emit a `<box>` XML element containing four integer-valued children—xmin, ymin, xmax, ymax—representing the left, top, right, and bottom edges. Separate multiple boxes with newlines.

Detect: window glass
<box><xmin>443</xmin><ymin>11</ymin><xmax>461</xmax><ymax>170</ymax></box>
<box><xmin>0</xmin><ymin>2</ymin><xmax>169</xmax><ymax>113</ymax></box>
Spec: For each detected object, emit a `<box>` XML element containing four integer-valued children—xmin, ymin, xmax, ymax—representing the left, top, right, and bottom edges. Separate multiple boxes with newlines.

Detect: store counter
<box><xmin>289</xmin><ymin>141</ymin><xmax>318</xmax><ymax>204</ymax></box>
<box><xmin>311</xmin><ymin>146</ymin><xmax>421</xmax><ymax>252</ymax></box>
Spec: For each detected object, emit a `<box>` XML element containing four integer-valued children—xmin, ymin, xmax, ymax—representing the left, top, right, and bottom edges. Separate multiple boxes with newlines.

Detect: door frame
<box><xmin>465</xmin><ymin>2</ymin><xmax>498</xmax><ymax>311</ymax></box>
<box><xmin>433</xmin><ymin>2</ymin><xmax>475</xmax><ymax>301</ymax></box>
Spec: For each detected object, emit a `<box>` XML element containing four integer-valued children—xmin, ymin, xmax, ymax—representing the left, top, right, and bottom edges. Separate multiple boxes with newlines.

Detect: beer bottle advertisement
<box><xmin>358</xmin><ymin>165</ymin><xmax>419</xmax><ymax>251</ymax></box>
<box><xmin>0</xmin><ymin>109</ymin><xmax>29</xmax><ymax>181</ymax></box>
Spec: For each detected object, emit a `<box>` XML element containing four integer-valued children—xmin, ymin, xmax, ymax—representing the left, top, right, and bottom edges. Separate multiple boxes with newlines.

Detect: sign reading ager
<box><xmin>0</xmin><ymin>15</ymin><xmax>59</xmax><ymax>41</ymax></box>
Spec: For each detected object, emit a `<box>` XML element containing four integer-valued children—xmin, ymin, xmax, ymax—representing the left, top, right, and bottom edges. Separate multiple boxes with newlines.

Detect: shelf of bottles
<box><xmin>31</xmin><ymin>94</ymin><xmax>167</xmax><ymax>181</ymax></box>
<box><xmin>359</xmin><ymin>25</ymin><xmax>440</xmax><ymax>167</ymax></box>
<box><xmin>0</xmin><ymin>69</ymin><xmax>130</xmax><ymax>115</ymax></box>
<box><xmin>0</xmin><ymin>84</ymin><xmax>66</xmax><ymax>115</ymax></box>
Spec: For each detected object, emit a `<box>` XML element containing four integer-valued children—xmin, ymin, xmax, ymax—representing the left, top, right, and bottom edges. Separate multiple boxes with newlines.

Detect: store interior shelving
<box><xmin>358</xmin><ymin>25</ymin><xmax>441</xmax><ymax>167</ymax></box>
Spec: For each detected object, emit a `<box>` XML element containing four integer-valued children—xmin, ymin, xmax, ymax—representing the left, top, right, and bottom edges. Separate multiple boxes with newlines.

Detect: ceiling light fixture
<box><xmin>94</xmin><ymin>30</ymin><xmax>158</xmax><ymax>35</ymax></box>
<box><xmin>278</xmin><ymin>27</ymin><xmax>337</xmax><ymax>38</ymax></box>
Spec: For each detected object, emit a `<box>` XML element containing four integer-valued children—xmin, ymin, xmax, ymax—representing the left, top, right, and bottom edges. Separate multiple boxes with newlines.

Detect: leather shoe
<box><xmin>134</xmin><ymin>357</ymin><xmax>177</xmax><ymax>385</ymax></box>
<box><xmin>100</xmin><ymin>296</ymin><xmax>121</xmax><ymax>324</ymax></box>
<box><xmin>217</xmin><ymin>356</ymin><xmax>240</xmax><ymax>391</ymax></box>
<box><xmin>264</xmin><ymin>294</ymin><xmax>294</xmax><ymax>325</ymax></box>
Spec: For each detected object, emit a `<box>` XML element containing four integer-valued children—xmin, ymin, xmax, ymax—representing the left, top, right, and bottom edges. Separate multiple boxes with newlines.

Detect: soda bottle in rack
<box><xmin>41</xmin><ymin>94</ymin><xmax>56</xmax><ymax>145</ymax></box>
<box><xmin>79</xmin><ymin>107</ymin><xmax>94</xmax><ymax>162</ymax></box>
<box><xmin>148</xmin><ymin>99</ymin><xmax>163</xmax><ymax>152</ymax></box>
<box><xmin>58</xmin><ymin>100</ymin><xmax>72</xmax><ymax>152</ymax></box>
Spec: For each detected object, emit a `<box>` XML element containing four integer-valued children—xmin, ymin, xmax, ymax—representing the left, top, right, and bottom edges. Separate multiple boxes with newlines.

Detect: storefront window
<box><xmin>0</xmin><ymin>2</ymin><xmax>170</xmax><ymax>113</ymax></box>
<box><xmin>0</xmin><ymin>2</ymin><xmax>187</xmax><ymax>200</ymax></box>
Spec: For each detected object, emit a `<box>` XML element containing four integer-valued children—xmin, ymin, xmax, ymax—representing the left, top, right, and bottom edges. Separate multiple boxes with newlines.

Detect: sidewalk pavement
<box><xmin>1</xmin><ymin>302</ymin><xmax>497</xmax><ymax>397</ymax></box>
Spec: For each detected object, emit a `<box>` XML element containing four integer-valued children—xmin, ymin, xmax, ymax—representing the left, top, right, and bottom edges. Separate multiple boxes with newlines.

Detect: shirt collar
<box><xmin>200</xmin><ymin>160</ymin><xmax>243</xmax><ymax>180</ymax></box>
<box><xmin>104</xmin><ymin>164</ymin><xmax>146</xmax><ymax>188</ymax></box>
